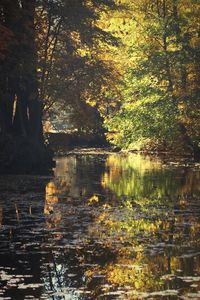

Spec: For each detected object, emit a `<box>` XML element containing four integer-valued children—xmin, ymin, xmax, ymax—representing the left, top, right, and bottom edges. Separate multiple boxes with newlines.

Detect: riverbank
<box><xmin>54</xmin><ymin>146</ymin><xmax>200</xmax><ymax>167</ymax></box>
<box><xmin>47</xmin><ymin>132</ymin><xmax>200</xmax><ymax>160</ymax></box>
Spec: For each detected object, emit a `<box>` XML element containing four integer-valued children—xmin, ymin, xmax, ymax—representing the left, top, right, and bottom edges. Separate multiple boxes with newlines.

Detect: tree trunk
<box><xmin>0</xmin><ymin>0</ymin><xmax>53</xmax><ymax>173</ymax></box>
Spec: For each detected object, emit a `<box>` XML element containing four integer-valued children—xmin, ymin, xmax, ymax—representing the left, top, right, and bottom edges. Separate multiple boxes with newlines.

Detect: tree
<box><xmin>105</xmin><ymin>0</ymin><xmax>200</xmax><ymax>156</ymax></box>
<box><xmin>0</xmin><ymin>0</ymin><xmax>52</xmax><ymax>173</ymax></box>
<box><xmin>36</xmin><ymin>0</ymin><xmax>121</xmax><ymax>134</ymax></box>
<box><xmin>0</xmin><ymin>0</ymin><xmax>123</xmax><ymax>171</ymax></box>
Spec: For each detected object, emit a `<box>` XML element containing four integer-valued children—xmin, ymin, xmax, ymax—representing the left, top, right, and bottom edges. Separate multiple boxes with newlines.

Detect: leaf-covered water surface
<box><xmin>1</xmin><ymin>153</ymin><xmax>200</xmax><ymax>299</ymax></box>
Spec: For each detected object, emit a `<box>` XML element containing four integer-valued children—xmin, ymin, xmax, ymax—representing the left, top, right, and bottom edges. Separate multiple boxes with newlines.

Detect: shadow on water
<box><xmin>1</xmin><ymin>153</ymin><xmax>200</xmax><ymax>299</ymax></box>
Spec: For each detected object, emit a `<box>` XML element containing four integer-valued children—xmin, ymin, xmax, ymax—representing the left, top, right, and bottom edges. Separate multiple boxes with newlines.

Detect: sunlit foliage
<box><xmin>105</xmin><ymin>0</ymin><xmax>200</xmax><ymax>154</ymax></box>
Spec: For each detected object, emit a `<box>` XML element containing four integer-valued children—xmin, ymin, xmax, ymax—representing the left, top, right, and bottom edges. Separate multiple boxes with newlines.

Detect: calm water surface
<box><xmin>1</xmin><ymin>152</ymin><xmax>200</xmax><ymax>299</ymax></box>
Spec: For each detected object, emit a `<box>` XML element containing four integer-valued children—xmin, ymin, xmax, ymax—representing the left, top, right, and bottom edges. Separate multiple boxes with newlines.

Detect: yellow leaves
<box><xmin>96</xmin><ymin>211</ymin><xmax>108</xmax><ymax>223</ymax></box>
<box><xmin>87</xmin><ymin>194</ymin><xmax>99</xmax><ymax>205</ymax></box>
<box><xmin>85</xmin><ymin>269</ymin><xmax>95</xmax><ymax>278</ymax></box>
<box><xmin>96</xmin><ymin>211</ymin><xmax>114</xmax><ymax>227</ymax></box>
<box><xmin>106</xmin><ymin>258</ymin><xmax>157</xmax><ymax>290</ymax></box>
<box><xmin>45</xmin><ymin>182</ymin><xmax>58</xmax><ymax>205</ymax></box>
<box><xmin>102</xmin><ymin>203</ymin><xmax>111</xmax><ymax>209</ymax></box>
<box><xmin>85</xmin><ymin>98</ymin><xmax>97</xmax><ymax>107</ymax></box>
<box><xmin>125</xmin><ymin>200</ymin><xmax>132</xmax><ymax>210</ymax></box>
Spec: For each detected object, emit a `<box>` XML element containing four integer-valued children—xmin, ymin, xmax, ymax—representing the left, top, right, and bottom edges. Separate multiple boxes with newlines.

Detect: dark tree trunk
<box><xmin>0</xmin><ymin>0</ymin><xmax>53</xmax><ymax>174</ymax></box>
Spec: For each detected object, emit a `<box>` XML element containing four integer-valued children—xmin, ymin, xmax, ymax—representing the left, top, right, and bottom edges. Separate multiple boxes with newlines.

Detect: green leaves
<box><xmin>105</xmin><ymin>0</ymin><xmax>200</xmax><ymax>153</ymax></box>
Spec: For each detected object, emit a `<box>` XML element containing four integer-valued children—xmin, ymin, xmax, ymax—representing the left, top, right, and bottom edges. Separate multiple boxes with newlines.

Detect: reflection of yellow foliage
<box><xmin>45</xmin><ymin>182</ymin><xmax>58</xmax><ymax>203</ymax></box>
<box><xmin>102</xmin><ymin>203</ymin><xmax>111</xmax><ymax>209</ymax></box>
<box><xmin>95</xmin><ymin>206</ymin><xmax>162</xmax><ymax>237</ymax></box>
<box><xmin>106</xmin><ymin>258</ymin><xmax>159</xmax><ymax>290</ymax></box>
<box><xmin>44</xmin><ymin>181</ymin><xmax>58</xmax><ymax>215</ymax></box>
<box><xmin>101</xmin><ymin>153</ymin><xmax>164</xmax><ymax>198</ymax></box>
<box><xmin>105</xmin><ymin>254</ymin><xmax>184</xmax><ymax>296</ymax></box>
<box><xmin>96</xmin><ymin>211</ymin><xmax>109</xmax><ymax>223</ymax></box>
<box><xmin>101</xmin><ymin>153</ymin><xmax>200</xmax><ymax>199</ymax></box>
<box><xmin>44</xmin><ymin>182</ymin><xmax>62</xmax><ymax>229</ymax></box>
<box><xmin>105</xmin><ymin>154</ymin><xmax>161</xmax><ymax>174</ymax></box>
<box><xmin>87</xmin><ymin>195</ymin><xmax>99</xmax><ymax>205</ymax></box>
<box><xmin>87</xmin><ymin>195</ymin><xmax>200</xmax><ymax>295</ymax></box>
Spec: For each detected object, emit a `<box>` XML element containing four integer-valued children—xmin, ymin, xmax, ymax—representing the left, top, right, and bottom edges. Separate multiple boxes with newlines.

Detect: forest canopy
<box><xmin>0</xmin><ymin>0</ymin><xmax>200</xmax><ymax>170</ymax></box>
<box><xmin>104</xmin><ymin>0</ymin><xmax>200</xmax><ymax>156</ymax></box>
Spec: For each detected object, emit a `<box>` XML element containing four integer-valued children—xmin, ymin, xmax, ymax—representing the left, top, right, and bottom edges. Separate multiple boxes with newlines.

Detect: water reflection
<box><xmin>1</xmin><ymin>153</ymin><xmax>200</xmax><ymax>299</ymax></box>
<box><xmin>102</xmin><ymin>153</ymin><xmax>200</xmax><ymax>199</ymax></box>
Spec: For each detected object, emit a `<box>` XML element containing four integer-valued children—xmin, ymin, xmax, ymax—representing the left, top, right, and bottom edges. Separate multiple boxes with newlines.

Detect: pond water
<box><xmin>1</xmin><ymin>152</ymin><xmax>200</xmax><ymax>299</ymax></box>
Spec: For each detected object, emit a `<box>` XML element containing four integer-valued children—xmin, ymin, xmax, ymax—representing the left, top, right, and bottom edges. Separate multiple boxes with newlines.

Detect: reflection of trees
<box><xmin>102</xmin><ymin>154</ymin><xmax>200</xmax><ymax>199</ymax></box>
<box><xmin>85</xmin><ymin>195</ymin><xmax>200</xmax><ymax>298</ymax></box>
<box><xmin>180</xmin><ymin>170</ymin><xmax>200</xmax><ymax>196</ymax></box>
<box><xmin>45</xmin><ymin>182</ymin><xmax>59</xmax><ymax>214</ymax></box>
<box><xmin>41</xmin><ymin>154</ymin><xmax>200</xmax><ymax>299</ymax></box>
<box><xmin>41</xmin><ymin>238</ymin><xmax>119</xmax><ymax>299</ymax></box>
<box><xmin>49</xmin><ymin>155</ymin><xmax>107</xmax><ymax>203</ymax></box>
<box><xmin>1</xmin><ymin>154</ymin><xmax>197</xmax><ymax>299</ymax></box>
<box><xmin>42</xmin><ymin>251</ymin><xmax>68</xmax><ymax>300</ymax></box>
<box><xmin>42</xmin><ymin>155</ymin><xmax>112</xmax><ymax>299</ymax></box>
